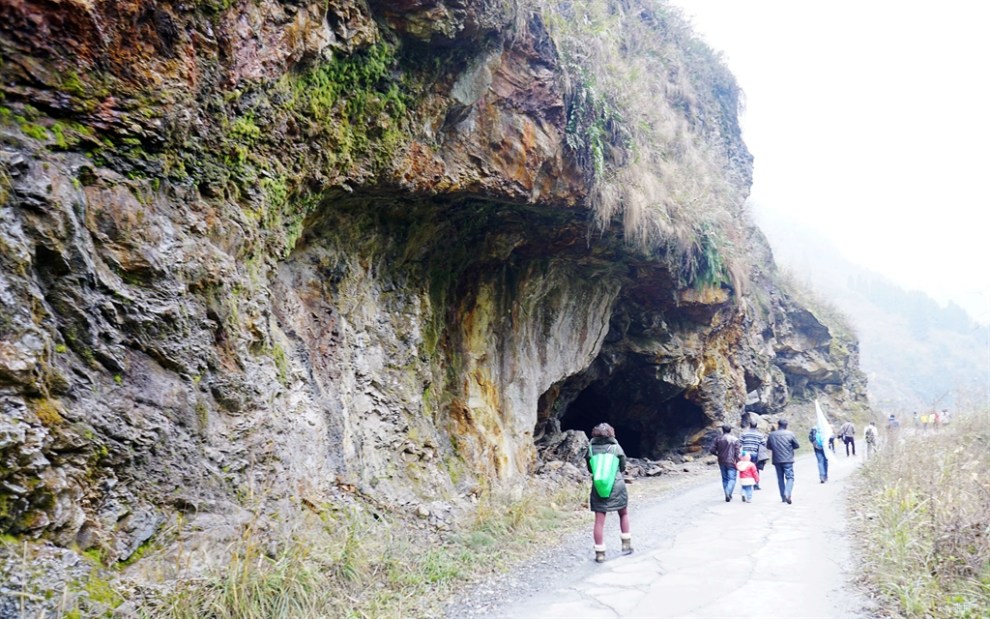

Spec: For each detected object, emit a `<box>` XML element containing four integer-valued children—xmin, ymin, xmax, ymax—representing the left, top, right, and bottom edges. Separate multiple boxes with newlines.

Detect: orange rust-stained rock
<box><xmin>396</xmin><ymin>141</ymin><xmax>448</xmax><ymax>193</ymax></box>
<box><xmin>678</xmin><ymin>286</ymin><xmax>732</xmax><ymax>306</ymax></box>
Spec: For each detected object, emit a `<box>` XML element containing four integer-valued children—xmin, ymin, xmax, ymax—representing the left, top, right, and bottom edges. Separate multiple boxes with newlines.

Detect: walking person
<box><xmin>886</xmin><ymin>414</ymin><xmax>900</xmax><ymax>449</ymax></box>
<box><xmin>740</xmin><ymin>420</ymin><xmax>767</xmax><ymax>490</ymax></box>
<box><xmin>839</xmin><ymin>420</ymin><xmax>856</xmax><ymax>456</ymax></box>
<box><xmin>710</xmin><ymin>424</ymin><xmax>741</xmax><ymax>502</ymax></box>
<box><xmin>809</xmin><ymin>426</ymin><xmax>829</xmax><ymax>482</ymax></box>
<box><xmin>864</xmin><ymin>421</ymin><xmax>879</xmax><ymax>460</ymax></box>
<box><xmin>586</xmin><ymin>423</ymin><xmax>632</xmax><ymax>563</ymax></box>
<box><xmin>736</xmin><ymin>452</ymin><xmax>759</xmax><ymax>503</ymax></box>
<box><xmin>766</xmin><ymin>419</ymin><xmax>800</xmax><ymax>504</ymax></box>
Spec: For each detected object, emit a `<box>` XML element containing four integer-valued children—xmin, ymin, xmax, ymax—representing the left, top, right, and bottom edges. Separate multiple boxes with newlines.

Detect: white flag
<box><xmin>815</xmin><ymin>399</ymin><xmax>834</xmax><ymax>461</ymax></box>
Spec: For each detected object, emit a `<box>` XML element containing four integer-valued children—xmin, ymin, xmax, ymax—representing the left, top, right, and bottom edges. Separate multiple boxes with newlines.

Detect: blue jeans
<box><xmin>719</xmin><ymin>464</ymin><xmax>738</xmax><ymax>498</ymax></box>
<box><xmin>814</xmin><ymin>449</ymin><xmax>828</xmax><ymax>481</ymax></box>
<box><xmin>741</xmin><ymin>484</ymin><xmax>754</xmax><ymax>501</ymax></box>
<box><xmin>774</xmin><ymin>462</ymin><xmax>794</xmax><ymax>500</ymax></box>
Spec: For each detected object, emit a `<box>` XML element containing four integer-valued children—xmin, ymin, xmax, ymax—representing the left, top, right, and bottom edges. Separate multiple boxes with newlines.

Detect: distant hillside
<box><xmin>753</xmin><ymin>210</ymin><xmax>990</xmax><ymax>413</ymax></box>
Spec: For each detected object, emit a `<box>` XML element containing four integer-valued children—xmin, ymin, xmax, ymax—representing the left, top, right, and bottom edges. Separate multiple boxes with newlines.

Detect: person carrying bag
<box><xmin>586</xmin><ymin>422</ymin><xmax>632</xmax><ymax>562</ymax></box>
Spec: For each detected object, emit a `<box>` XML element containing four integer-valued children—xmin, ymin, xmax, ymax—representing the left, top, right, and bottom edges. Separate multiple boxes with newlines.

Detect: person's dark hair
<box><xmin>592</xmin><ymin>423</ymin><xmax>615</xmax><ymax>438</ymax></box>
<box><xmin>721</xmin><ymin>424</ymin><xmax>732</xmax><ymax>433</ymax></box>
<box><xmin>749</xmin><ymin>421</ymin><xmax>758</xmax><ymax>429</ymax></box>
<box><xmin>777</xmin><ymin>419</ymin><xmax>789</xmax><ymax>429</ymax></box>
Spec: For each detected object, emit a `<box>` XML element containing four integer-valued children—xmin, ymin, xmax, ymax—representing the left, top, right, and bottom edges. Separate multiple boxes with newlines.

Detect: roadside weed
<box><xmin>850</xmin><ymin>411</ymin><xmax>990</xmax><ymax>618</ymax></box>
<box><xmin>144</xmin><ymin>480</ymin><xmax>587</xmax><ymax>618</ymax></box>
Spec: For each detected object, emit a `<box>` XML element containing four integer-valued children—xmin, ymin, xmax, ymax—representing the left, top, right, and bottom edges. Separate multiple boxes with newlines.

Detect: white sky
<box><xmin>669</xmin><ymin>0</ymin><xmax>990</xmax><ymax>324</ymax></box>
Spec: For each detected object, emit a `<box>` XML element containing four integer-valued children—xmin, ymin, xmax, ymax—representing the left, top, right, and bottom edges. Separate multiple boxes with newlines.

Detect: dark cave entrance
<box><xmin>555</xmin><ymin>375</ymin><xmax>708</xmax><ymax>459</ymax></box>
<box><xmin>558</xmin><ymin>384</ymin><xmax>646</xmax><ymax>455</ymax></box>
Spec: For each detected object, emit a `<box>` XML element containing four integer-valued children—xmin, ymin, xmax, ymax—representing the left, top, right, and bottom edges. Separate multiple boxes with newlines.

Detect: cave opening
<box><xmin>554</xmin><ymin>374</ymin><xmax>709</xmax><ymax>460</ymax></box>
<box><xmin>556</xmin><ymin>383</ymin><xmax>648</xmax><ymax>455</ymax></box>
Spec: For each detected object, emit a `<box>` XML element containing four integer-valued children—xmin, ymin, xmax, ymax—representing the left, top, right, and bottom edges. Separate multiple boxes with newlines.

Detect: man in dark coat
<box><xmin>710</xmin><ymin>424</ymin><xmax>741</xmax><ymax>502</ymax></box>
<box><xmin>767</xmin><ymin>419</ymin><xmax>800</xmax><ymax>504</ymax></box>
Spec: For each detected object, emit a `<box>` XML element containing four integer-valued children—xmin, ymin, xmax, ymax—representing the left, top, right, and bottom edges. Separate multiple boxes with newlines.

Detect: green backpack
<box><xmin>589</xmin><ymin>445</ymin><xmax>619</xmax><ymax>498</ymax></box>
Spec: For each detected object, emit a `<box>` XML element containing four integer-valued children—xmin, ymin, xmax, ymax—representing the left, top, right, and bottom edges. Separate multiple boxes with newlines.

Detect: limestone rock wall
<box><xmin>0</xmin><ymin>0</ymin><xmax>867</xmax><ymax>595</ymax></box>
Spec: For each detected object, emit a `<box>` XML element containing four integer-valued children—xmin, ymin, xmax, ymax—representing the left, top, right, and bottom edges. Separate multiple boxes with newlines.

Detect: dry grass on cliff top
<box><xmin>143</xmin><ymin>479</ymin><xmax>589</xmax><ymax>619</ymax></box>
<box><xmin>530</xmin><ymin>0</ymin><xmax>750</xmax><ymax>289</ymax></box>
<box><xmin>849</xmin><ymin>412</ymin><xmax>990</xmax><ymax>618</ymax></box>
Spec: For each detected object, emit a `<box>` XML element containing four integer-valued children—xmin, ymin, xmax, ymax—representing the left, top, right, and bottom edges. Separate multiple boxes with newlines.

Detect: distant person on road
<box><xmin>809</xmin><ymin>426</ymin><xmax>829</xmax><ymax>483</ymax></box>
<box><xmin>710</xmin><ymin>424</ymin><xmax>742</xmax><ymax>502</ymax></box>
<box><xmin>839</xmin><ymin>420</ymin><xmax>856</xmax><ymax>456</ymax></box>
<box><xmin>767</xmin><ymin>419</ymin><xmax>800</xmax><ymax>504</ymax></box>
<box><xmin>740</xmin><ymin>420</ymin><xmax>767</xmax><ymax>489</ymax></box>
<box><xmin>736</xmin><ymin>452</ymin><xmax>759</xmax><ymax>503</ymax></box>
<box><xmin>586</xmin><ymin>423</ymin><xmax>632</xmax><ymax>563</ymax></box>
<box><xmin>864</xmin><ymin>421</ymin><xmax>879</xmax><ymax>459</ymax></box>
<box><xmin>886</xmin><ymin>414</ymin><xmax>901</xmax><ymax>448</ymax></box>
<box><xmin>912</xmin><ymin>411</ymin><xmax>919</xmax><ymax>428</ymax></box>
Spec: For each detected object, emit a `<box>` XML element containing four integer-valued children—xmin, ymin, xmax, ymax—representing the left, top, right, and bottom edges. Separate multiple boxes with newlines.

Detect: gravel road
<box><xmin>442</xmin><ymin>467</ymin><xmax>713</xmax><ymax>618</ymax></box>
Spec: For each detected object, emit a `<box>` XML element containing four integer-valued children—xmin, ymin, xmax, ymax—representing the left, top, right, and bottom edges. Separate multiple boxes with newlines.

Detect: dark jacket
<box><xmin>586</xmin><ymin>437</ymin><xmax>628</xmax><ymax>513</ymax></box>
<box><xmin>767</xmin><ymin>429</ymin><xmax>800</xmax><ymax>464</ymax></box>
<box><xmin>710</xmin><ymin>433</ymin><xmax>741</xmax><ymax>468</ymax></box>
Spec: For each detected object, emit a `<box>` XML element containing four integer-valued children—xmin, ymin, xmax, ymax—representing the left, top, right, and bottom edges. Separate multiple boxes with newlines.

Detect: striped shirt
<box><xmin>740</xmin><ymin>430</ymin><xmax>765</xmax><ymax>459</ymax></box>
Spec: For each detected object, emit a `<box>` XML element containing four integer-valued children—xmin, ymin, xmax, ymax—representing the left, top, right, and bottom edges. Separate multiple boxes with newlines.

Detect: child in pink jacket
<box><xmin>736</xmin><ymin>452</ymin><xmax>760</xmax><ymax>503</ymax></box>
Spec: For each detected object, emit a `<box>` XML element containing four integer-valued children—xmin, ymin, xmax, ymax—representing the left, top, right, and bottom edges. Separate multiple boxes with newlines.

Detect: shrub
<box><xmin>850</xmin><ymin>411</ymin><xmax>990</xmax><ymax>618</ymax></box>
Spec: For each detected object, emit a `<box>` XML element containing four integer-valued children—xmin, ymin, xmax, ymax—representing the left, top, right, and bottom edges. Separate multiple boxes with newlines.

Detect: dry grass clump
<box><xmin>526</xmin><ymin>0</ymin><xmax>750</xmax><ymax>290</ymax></box>
<box><xmin>850</xmin><ymin>411</ymin><xmax>990</xmax><ymax>618</ymax></box>
<box><xmin>144</xmin><ymin>480</ymin><xmax>587</xmax><ymax>618</ymax></box>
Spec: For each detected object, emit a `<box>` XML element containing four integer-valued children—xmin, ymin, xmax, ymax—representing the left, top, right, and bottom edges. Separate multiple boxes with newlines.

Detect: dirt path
<box><xmin>445</xmin><ymin>453</ymin><xmax>879</xmax><ymax>619</ymax></box>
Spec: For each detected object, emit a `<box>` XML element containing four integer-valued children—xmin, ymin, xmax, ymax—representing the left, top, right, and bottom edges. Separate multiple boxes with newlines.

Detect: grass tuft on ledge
<box><xmin>528</xmin><ymin>0</ymin><xmax>750</xmax><ymax>290</ymax></box>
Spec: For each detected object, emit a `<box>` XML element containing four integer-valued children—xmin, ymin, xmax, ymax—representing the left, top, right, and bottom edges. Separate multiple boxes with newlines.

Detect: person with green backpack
<box><xmin>586</xmin><ymin>422</ymin><xmax>632</xmax><ymax>563</ymax></box>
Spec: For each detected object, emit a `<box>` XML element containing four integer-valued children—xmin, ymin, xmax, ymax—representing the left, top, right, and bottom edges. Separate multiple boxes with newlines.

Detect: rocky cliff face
<box><xmin>0</xmin><ymin>0</ymin><xmax>867</xmax><ymax>601</ymax></box>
